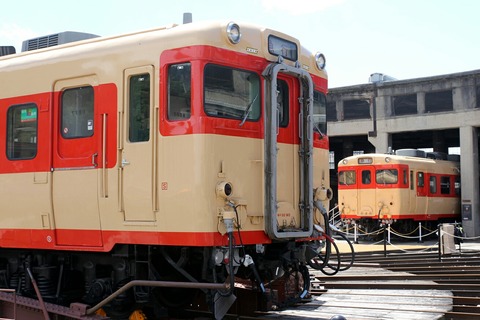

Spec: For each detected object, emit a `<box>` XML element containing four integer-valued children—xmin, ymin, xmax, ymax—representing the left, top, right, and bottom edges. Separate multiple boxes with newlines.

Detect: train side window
<box><xmin>129</xmin><ymin>73</ymin><xmax>151</xmax><ymax>142</ymax></box>
<box><xmin>277</xmin><ymin>79</ymin><xmax>289</xmax><ymax>128</ymax></box>
<box><xmin>168</xmin><ymin>63</ymin><xmax>191</xmax><ymax>120</ymax></box>
<box><xmin>429</xmin><ymin>176</ymin><xmax>437</xmax><ymax>194</ymax></box>
<box><xmin>440</xmin><ymin>176</ymin><xmax>450</xmax><ymax>195</ymax></box>
<box><xmin>204</xmin><ymin>64</ymin><xmax>260</xmax><ymax>122</ymax></box>
<box><xmin>339</xmin><ymin>170</ymin><xmax>356</xmax><ymax>185</ymax></box>
<box><xmin>361</xmin><ymin>170</ymin><xmax>371</xmax><ymax>184</ymax></box>
<box><xmin>410</xmin><ymin>171</ymin><xmax>414</xmax><ymax>190</ymax></box>
<box><xmin>61</xmin><ymin>86</ymin><xmax>94</xmax><ymax>138</ymax></box>
<box><xmin>417</xmin><ymin>172</ymin><xmax>424</xmax><ymax>187</ymax></box>
<box><xmin>376</xmin><ymin>169</ymin><xmax>398</xmax><ymax>184</ymax></box>
<box><xmin>313</xmin><ymin>91</ymin><xmax>327</xmax><ymax>134</ymax></box>
<box><xmin>403</xmin><ymin>169</ymin><xmax>407</xmax><ymax>185</ymax></box>
<box><xmin>6</xmin><ymin>103</ymin><xmax>38</xmax><ymax>160</ymax></box>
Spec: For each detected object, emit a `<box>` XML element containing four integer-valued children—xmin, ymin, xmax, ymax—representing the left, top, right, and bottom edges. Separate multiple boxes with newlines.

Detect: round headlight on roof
<box><xmin>315</xmin><ymin>52</ymin><xmax>326</xmax><ymax>70</ymax></box>
<box><xmin>226</xmin><ymin>22</ymin><xmax>241</xmax><ymax>44</ymax></box>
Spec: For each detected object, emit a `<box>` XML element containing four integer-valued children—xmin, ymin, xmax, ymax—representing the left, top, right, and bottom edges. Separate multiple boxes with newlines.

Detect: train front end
<box><xmin>160</xmin><ymin>21</ymin><xmax>332</xmax><ymax>314</ymax></box>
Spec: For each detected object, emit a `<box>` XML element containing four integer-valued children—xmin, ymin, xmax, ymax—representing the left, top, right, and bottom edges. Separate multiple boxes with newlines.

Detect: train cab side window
<box><xmin>168</xmin><ymin>63</ymin><xmax>191</xmax><ymax>120</ymax></box>
<box><xmin>361</xmin><ymin>170</ymin><xmax>371</xmax><ymax>184</ymax></box>
<box><xmin>376</xmin><ymin>169</ymin><xmax>398</xmax><ymax>184</ymax></box>
<box><xmin>440</xmin><ymin>176</ymin><xmax>451</xmax><ymax>195</ymax></box>
<box><xmin>129</xmin><ymin>73</ymin><xmax>151</xmax><ymax>142</ymax></box>
<box><xmin>313</xmin><ymin>91</ymin><xmax>327</xmax><ymax>135</ymax></box>
<box><xmin>429</xmin><ymin>176</ymin><xmax>437</xmax><ymax>194</ymax></box>
<box><xmin>6</xmin><ymin>104</ymin><xmax>38</xmax><ymax>160</ymax></box>
<box><xmin>417</xmin><ymin>172</ymin><xmax>424</xmax><ymax>187</ymax></box>
<box><xmin>339</xmin><ymin>170</ymin><xmax>356</xmax><ymax>185</ymax></box>
<box><xmin>61</xmin><ymin>86</ymin><xmax>94</xmax><ymax>138</ymax></box>
<box><xmin>204</xmin><ymin>64</ymin><xmax>260</xmax><ymax>122</ymax></box>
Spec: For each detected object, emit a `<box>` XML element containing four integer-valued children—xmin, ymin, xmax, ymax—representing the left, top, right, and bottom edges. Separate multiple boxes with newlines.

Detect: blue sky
<box><xmin>1</xmin><ymin>0</ymin><xmax>479</xmax><ymax>88</ymax></box>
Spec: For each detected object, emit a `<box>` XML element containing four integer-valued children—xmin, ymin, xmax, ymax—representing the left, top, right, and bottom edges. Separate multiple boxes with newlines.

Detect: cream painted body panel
<box><xmin>0</xmin><ymin>21</ymin><xmax>329</xmax><ymax>241</ymax></box>
<box><xmin>0</xmin><ymin>172</ymin><xmax>52</xmax><ymax>228</ymax></box>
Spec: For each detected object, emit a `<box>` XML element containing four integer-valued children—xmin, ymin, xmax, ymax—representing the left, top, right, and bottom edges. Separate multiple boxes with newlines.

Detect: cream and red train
<box><xmin>0</xmin><ymin>19</ymin><xmax>332</xmax><ymax>318</ymax></box>
<box><xmin>338</xmin><ymin>149</ymin><xmax>461</xmax><ymax>234</ymax></box>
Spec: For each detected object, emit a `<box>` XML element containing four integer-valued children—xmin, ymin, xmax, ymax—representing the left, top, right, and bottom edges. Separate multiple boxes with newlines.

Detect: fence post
<box><xmin>354</xmin><ymin>222</ymin><xmax>358</xmax><ymax>244</ymax></box>
<box><xmin>438</xmin><ymin>224</ymin><xmax>442</xmax><ymax>262</ymax></box>
<box><xmin>383</xmin><ymin>224</ymin><xmax>387</xmax><ymax>257</ymax></box>
<box><xmin>418</xmin><ymin>222</ymin><xmax>423</xmax><ymax>243</ymax></box>
<box><xmin>387</xmin><ymin>223</ymin><xmax>391</xmax><ymax>244</ymax></box>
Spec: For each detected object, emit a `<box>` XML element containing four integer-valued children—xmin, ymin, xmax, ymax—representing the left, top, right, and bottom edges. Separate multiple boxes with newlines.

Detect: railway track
<box><xmin>304</xmin><ymin>246</ymin><xmax>480</xmax><ymax>320</ymax></box>
<box><xmin>1</xmin><ymin>244</ymin><xmax>479</xmax><ymax>319</ymax></box>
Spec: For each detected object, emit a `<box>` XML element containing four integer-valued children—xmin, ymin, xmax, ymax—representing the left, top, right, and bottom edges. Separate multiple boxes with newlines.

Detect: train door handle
<box><xmin>92</xmin><ymin>153</ymin><xmax>98</xmax><ymax>167</ymax></box>
<box><xmin>122</xmin><ymin>159</ymin><xmax>130</xmax><ymax>167</ymax></box>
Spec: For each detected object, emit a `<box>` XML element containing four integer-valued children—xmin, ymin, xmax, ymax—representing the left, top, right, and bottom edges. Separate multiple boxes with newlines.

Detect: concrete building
<box><xmin>327</xmin><ymin>70</ymin><xmax>480</xmax><ymax>237</ymax></box>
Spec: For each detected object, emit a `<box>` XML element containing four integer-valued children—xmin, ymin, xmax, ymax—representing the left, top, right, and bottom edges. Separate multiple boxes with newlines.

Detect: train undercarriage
<box><xmin>0</xmin><ymin>241</ymin><xmax>313</xmax><ymax>319</ymax></box>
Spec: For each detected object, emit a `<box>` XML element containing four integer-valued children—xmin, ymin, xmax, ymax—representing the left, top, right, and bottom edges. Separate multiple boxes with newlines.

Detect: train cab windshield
<box><xmin>204</xmin><ymin>64</ymin><xmax>260</xmax><ymax>122</ymax></box>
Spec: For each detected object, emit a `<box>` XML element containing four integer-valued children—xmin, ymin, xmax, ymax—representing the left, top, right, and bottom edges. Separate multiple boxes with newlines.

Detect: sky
<box><xmin>1</xmin><ymin>0</ymin><xmax>479</xmax><ymax>88</ymax></box>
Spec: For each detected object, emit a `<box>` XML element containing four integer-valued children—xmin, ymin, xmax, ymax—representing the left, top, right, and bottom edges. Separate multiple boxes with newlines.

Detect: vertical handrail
<box><xmin>102</xmin><ymin>113</ymin><xmax>108</xmax><ymax>198</ymax></box>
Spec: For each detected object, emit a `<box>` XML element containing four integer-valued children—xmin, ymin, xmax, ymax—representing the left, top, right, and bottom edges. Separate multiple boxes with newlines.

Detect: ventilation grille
<box><xmin>25</xmin><ymin>34</ymin><xmax>59</xmax><ymax>51</ymax></box>
<box><xmin>22</xmin><ymin>31</ymin><xmax>99</xmax><ymax>52</ymax></box>
<box><xmin>0</xmin><ymin>46</ymin><xmax>16</xmax><ymax>56</ymax></box>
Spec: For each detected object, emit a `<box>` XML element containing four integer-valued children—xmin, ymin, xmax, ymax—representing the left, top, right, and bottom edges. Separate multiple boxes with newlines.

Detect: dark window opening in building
<box><xmin>326</xmin><ymin>100</ymin><xmax>337</xmax><ymax>121</ymax></box>
<box><xmin>393</xmin><ymin>94</ymin><xmax>417</xmax><ymax>115</ymax></box>
<box><xmin>425</xmin><ymin>90</ymin><xmax>453</xmax><ymax>113</ymax></box>
<box><xmin>343</xmin><ymin>99</ymin><xmax>370</xmax><ymax>120</ymax></box>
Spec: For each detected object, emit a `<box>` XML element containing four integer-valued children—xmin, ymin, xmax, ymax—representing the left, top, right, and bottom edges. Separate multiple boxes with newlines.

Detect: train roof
<box><xmin>0</xmin><ymin>20</ymin><xmax>327</xmax><ymax>79</ymax></box>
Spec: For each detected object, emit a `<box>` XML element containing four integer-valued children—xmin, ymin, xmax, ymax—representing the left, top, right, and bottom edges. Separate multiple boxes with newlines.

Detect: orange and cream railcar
<box><xmin>338</xmin><ymin>150</ymin><xmax>460</xmax><ymax>233</ymax></box>
<box><xmin>0</xmin><ymin>20</ymin><xmax>331</xmax><ymax>318</ymax></box>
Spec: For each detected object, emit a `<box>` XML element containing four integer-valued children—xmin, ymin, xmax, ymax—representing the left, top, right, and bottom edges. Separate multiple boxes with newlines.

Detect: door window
<box><xmin>61</xmin><ymin>86</ymin><xmax>94</xmax><ymax>139</ymax></box>
<box><xmin>168</xmin><ymin>63</ymin><xmax>191</xmax><ymax>120</ymax></box>
<box><xmin>129</xmin><ymin>73</ymin><xmax>151</xmax><ymax>142</ymax></box>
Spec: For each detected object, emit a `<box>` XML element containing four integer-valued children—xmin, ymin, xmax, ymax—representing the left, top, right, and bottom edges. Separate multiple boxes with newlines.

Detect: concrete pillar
<box><xmin>459</xmin><ymin>126</ymin><xmax>480</xmax><ymax>238</ymax></box>
<box><xmin>368</xmin><ymin>132</ymin><xmax>391</xmax><ymax>154</ymax></box>
<box><xmin>417</xmin><ymin>92</ymin><xmax>426</xmax><ymax>114</ymax></box>
<box><xmin>337</xmin><ymin>100</ymin><xmax>344</xmax><ymax>121</ymax></box>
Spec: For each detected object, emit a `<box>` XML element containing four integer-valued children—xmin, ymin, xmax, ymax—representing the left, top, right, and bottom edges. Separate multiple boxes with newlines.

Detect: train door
<box><xmin>52</xmin><ymin>76</ymin><xmax>102</xmax><ymax>246</ymax></box>
<box><xmin>408</xmin><ymin>170</ymin><xmax>417</xmax><ymax>213</ymax></box>
<box><xmin>120</xmin><ymin>66</ymin><xmax>157</xmax><ymax>221</ymax></box>
<box><xmin>357</xmin><ymin>167</ymin><xmax>375</xmax><ymax>217</ymax></box>
<box><xmin>416</xmin><ymin>171</ymin><xmax>427</xmax><ymax>214</ymax></box>
<box><xmin>263</xmin><ymin>62</ymin><xmax>313</xmax><ymax>239</ymax></box>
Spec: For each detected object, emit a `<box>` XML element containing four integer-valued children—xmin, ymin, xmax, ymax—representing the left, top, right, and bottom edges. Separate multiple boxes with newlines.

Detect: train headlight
<box><xmin>315</xmin><ymin>52</ymin><xmax>326</xmax><ymax>70</ymax></box>
<box><xmin>342</xmin><ymin>159</ymin><xmax>348</xmax><ymax>165</ymax></box>
<box><xmin>385</xmin><ymin>157</ymin><xmax>391</xmax><ymax>163</ymax></box>
<box><xmin>226</xmin><ymin>22</ymin><xmax>241</xmax><ymax>44</ymax></box>
<box><xmin>216</xmin><ymin>181</ymin><xmax>233</xmax><ymax>198</ymax></box>
<box><xmin>315</xmin><ymin>187</ymin><xmax>333</xmax><ymax>201</ymax></box>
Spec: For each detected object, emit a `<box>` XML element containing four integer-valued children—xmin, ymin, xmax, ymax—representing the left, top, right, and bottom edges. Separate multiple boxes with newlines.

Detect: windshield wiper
<box><xmin>239</xmin><ymin>93</ymin><xmax>259</xmax><ymax>127</ymax></box>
